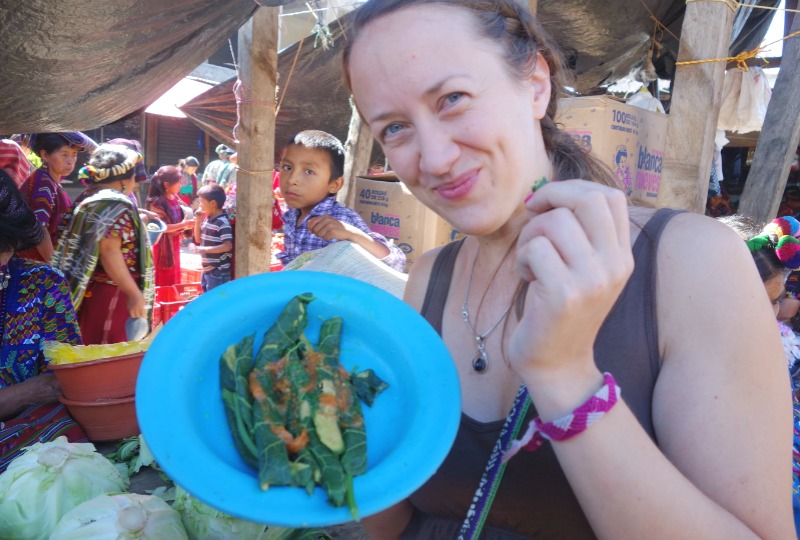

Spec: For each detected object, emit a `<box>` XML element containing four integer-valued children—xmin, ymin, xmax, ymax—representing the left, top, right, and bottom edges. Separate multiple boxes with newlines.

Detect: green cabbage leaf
<box><xmin>0</xmin><ymin>436</ymin><xmax>129</xmax><ymax>540</ymax></box>
<box><xmin>172</xmin><ymin>485</ymin><xmax>332</xmax><ymax>540</ymax></box>
<box><xmin>50</xmin><ymin>492</ymin><xmax>188</xmax><ymax>539</ymax></box>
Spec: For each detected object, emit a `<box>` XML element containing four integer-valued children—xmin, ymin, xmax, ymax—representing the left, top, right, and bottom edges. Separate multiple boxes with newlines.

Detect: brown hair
<box><xmin>342</xmin><ymin>0</ymin><xmax>618</xmax><ymax>188</ymax></box>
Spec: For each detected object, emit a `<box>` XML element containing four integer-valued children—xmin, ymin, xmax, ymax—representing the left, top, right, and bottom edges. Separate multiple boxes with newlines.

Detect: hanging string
<box><xmin>275</xmin><ymin>22</ymin><xmax>314</xmax><ymax>116</ymax></box>
<box><xmin>639</xmin><ymin>0</ymin><xmax>681</xmax><ymax>58</ymax></box>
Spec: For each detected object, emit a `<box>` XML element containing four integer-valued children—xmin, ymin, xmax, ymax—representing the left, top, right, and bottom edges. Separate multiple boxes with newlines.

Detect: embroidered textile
<box><xmin>0</xmin><ymin>257</ymin><xmax>81</xmax><ymax>388</ymax></box>
<box><xmin>51</xmin><ymin>189</ymin><xmax>154</xmax><ymax>324</ymax></box>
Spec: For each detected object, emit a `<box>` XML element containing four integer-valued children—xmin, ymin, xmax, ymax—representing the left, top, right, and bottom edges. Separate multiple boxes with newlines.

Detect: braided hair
<box><xmin>342</xmin><ymin>0</ymin><xmax>618</xmax><ymax>188</ymax></box>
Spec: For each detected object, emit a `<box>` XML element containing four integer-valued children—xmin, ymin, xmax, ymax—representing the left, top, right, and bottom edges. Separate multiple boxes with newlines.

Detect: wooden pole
<box><xmin>235</xmin><ymin>8</ymin><xmax>279</xmax><ymax>278</ymax></box>
<box><xmin>656</xmin><ymin>1</ymin><xmax>735</xmax><ymax>212</ymax></box>
<box><xmin>340</xmin><ymin>97</ymin><xmax>374</xmax><ymax>209</ymax></box>
<box><xmin>737</xmin><ymin>8</ymin><xmax>800</xmax><ymax>222</ymax></box>
<box><xmin>527</xmin><ymin>0</ymin><xmax>538</xmax><ymax>15</ymax></box>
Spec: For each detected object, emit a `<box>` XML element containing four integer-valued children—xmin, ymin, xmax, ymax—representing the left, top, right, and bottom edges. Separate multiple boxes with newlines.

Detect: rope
<box><xmin>675</xmin><ymin>29</ymin><xmax>800</xmax><ymax>71</ymax></box>
<box><xmin>685</xmin><ymin>0</ymin><xmax>800</xmax><ymax>14</ymax></box>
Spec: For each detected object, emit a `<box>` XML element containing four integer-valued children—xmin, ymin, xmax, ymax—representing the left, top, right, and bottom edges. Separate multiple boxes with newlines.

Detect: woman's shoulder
<box><xmin>17</xmin><ymin>258</ymin><xmax>68</xmax><ymax>282</ymax></box>
<box><xmin>403</xmin><ymin>242</ymin><xmax>460</xmax><ymax>311</ymax></box>
<box><xmin>629</xmin><ymin>206</ymin><xmax>742</xmax><ymax>252</ymax></box>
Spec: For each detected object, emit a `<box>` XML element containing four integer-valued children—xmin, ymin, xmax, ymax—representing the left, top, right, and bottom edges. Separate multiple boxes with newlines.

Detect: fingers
<box><xmin>307</xmin><ymin>216</ymin><xmax>342</xmax><ymax>240</ymax></box>
<box><xmin>517</xmin><ymin>179</ymin><xmax>633</xmax><ymax>288</ymax></box>
<box><xmin>526</xmin><ymin>180</ymin><xmax>630</xmax><ymax>253</ymax></box>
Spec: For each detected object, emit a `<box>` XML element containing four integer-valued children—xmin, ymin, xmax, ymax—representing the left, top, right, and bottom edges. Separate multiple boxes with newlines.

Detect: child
<box><xmin>276</xmin><ymin>130</ymin><xmax>406</xmax><ymax>272</ymax></box>
<box><xmin>191</xmin><ymin>184</ymin><xmax>233</xmax><ymax>292</ymax></box>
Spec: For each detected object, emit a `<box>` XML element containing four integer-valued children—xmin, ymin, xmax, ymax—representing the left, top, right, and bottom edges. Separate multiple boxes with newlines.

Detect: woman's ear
<box><xmin>529</xmin><ymin>52</ymin><xmax>552</xmax><ymax>121</ymax></box>
<box><xmin>328</xmin><ymin>176</ymin><xmax>345</xmax><ymax>194</ymax></box>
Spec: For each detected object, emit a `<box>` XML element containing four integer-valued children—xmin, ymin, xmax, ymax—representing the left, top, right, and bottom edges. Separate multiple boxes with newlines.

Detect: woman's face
<box><xmin>43</xmin><ymin>145</ymin><xmax>78</xmax><ymax>179</ymax></box>
<box><xmin>764</xmin><ymin>274</ymin><xmax>786</xmax><ymax>317</ymax></box>
<box><xmin>348</xmin><ymin>5</ymin><xmax>553</xmax><ymax>236</ymax></box>
<box><xmin>166</xmin><ymin>180</ymin><xmax>182</xmax><ymax>196</ymax></box>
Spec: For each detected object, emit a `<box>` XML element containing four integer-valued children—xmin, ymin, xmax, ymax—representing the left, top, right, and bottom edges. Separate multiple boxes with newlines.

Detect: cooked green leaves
<box><xmin>220</xmin><ymin>294</ymin><xmax>388</xmax><ymax>519</ymax></box>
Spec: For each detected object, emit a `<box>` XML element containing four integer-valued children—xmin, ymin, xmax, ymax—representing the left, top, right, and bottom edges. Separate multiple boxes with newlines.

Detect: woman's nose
<box><xmin>417</xmin><ymin>124</ymin><xmax>459</xmax><ymax>178</ymax></box>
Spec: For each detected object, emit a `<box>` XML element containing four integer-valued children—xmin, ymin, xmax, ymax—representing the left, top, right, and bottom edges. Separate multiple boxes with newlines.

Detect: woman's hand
<box><xmin>126</xmin><ymin>290</ymin><xmax>147</xmax><ymax>319</ymax></box>
<box><xmin>138</xmin><ymin>209</ymin><xmax>160</xmax><ymax>222</ymax></box>
<box><xmin>509</xmin><ymin>180</ymin><xmax>633</xmax><ymax>411</ymax></box>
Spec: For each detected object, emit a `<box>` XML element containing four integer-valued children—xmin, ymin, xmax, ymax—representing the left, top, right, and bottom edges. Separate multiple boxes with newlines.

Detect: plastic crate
<box><xmin>174</xmin><ymin>282</ymin><xmax>202</xmax><ymax>299</ymax></box>
<box><xmin>155</xmin><ymin>285</ymin><xmax>196</xmax><ymax>324</ymax></box>
<box><xmin>151</xmin><ymin>301</ymin><xmax>161</xmax><ymax>329</ymax></box>
<box><xmin>181</xmin><ymin>267</ymin><xmax>202</xmax><ymax>284</ymax></box>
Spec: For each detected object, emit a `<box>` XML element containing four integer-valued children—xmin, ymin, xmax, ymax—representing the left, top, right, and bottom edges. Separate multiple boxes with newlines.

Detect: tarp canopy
<box><xmin>178</xmin><ymin>0</ymin><xmax>779</xmax><ymax>153</ymax></box>
<box><xmin>0</xmin><ymin>0</ymin><xmax>257</xmax><ymax>133</ymax></box>
<box><xmin>0</xmin><ymin>0</ymin><xmax>778</xmax><ymax>135</ymax></box>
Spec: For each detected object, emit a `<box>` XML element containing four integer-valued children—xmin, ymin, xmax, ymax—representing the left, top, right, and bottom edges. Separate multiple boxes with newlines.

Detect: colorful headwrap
<box><xmin>107</xmin><ymin>138</ymin><xmax>148</xmax><ymax>183</ymax></box>
<box><xmin>22</xmin><ymin>132</ymin><xmax>98</xmax><ymax>153</ymax></box>
<box><xmin>746</xmin><ymin>216</ymin><xmax>800</xmax><ymax>270</ymax></box>
<box><xmin>0</xmin><ymin>139</ymin><xmax>32</xmax><ymax>188</ymax></box>
<box><xmin>77</xmin><ymin>145</ymin><xmax>142</xmax><ymax>184</ymax></box>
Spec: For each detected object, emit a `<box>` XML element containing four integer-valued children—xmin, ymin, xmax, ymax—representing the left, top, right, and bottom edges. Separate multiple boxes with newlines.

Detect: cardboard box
<box><xmin>354</xmin><ymin>174</ymin><xmax>462</xmax><ymax>269</ymax></box>
<box><xmin>555</xmin><ymin>96</ymin><xmax>668</xmax><ymax>207</ymax></box>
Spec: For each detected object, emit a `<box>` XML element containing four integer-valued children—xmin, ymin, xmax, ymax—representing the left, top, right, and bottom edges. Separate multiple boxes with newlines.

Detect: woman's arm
<box><xmin>514</xmin><ymin>183</ymin><xmax>792</xmax><ymax>539</ymax></box>
<box><xmin>0</xmin><ymin>375</ymin><xmax>60</xmax><ymax>420</ymax></box>
<box><xmin>99</xmin><ymin>235</ymin><xmax>146</xmax><ymax>319</ymax></box>
<box><xmin>36</xmin><ymin>230</ymin><xmax>54</xmax><ymax>262</ymax></box>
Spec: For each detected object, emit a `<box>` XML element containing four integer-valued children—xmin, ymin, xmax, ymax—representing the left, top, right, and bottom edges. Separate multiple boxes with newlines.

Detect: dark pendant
<box><xmin>472</xmin><ymin>353</ymin><xmax>487</xmax><ymax>373</ymax></box>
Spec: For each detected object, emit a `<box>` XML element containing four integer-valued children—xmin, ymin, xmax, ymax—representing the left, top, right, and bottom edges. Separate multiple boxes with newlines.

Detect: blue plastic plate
<box><xmin>136</xmin><ymin>271</ymin><xmax>460</xmax><ymax>527</ymax></box>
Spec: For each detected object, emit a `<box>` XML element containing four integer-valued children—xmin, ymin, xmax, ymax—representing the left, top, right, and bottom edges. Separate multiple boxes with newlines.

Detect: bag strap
<box><xmin>457</xmin><ymin>385</ymin><xmax>531</xmax><ymax>540</ymax></box>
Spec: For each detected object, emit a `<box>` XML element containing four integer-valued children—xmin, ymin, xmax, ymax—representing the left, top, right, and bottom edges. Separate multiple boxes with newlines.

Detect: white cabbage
<box><xmin>50</xmin><ymin>493</ymin><xmax>188</xmax><ymax>539</ymax></box>
<box><xmin>172</xmin><ymin>485</ymin><xmax>268</xmax><ymax>540</ymax></box>
<box><xmin>0</xmin><ymin>436</ymin><xmax>129</xmax><ymax>540</ymax></box>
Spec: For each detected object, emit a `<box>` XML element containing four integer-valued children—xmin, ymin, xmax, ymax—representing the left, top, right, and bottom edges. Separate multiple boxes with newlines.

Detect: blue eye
<box><xmin>383</xmin><ymin>123</ymin><xmax>404</xmax><ymax>138</ymax></box>
<box><xmin>446</xmin><ymin>92</ymin><xmax>464</xmax><ymax>104</ymax></box>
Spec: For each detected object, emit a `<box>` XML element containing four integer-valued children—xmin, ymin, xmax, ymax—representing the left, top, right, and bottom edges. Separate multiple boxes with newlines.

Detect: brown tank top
<box><xmin>403</xmin><ymin>208</ymin><xmax>683</xmax><ymax>539</ymax></box>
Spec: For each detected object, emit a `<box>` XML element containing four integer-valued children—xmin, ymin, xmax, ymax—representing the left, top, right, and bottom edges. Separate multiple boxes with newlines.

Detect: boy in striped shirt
<box><xmin>191</xmin><ymin>184</ymin><xmax>233</xmax><ymax>292</ymax></box>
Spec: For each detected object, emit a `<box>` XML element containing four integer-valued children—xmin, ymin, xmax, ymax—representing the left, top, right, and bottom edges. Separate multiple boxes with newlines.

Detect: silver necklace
<box><xmin>461</xmin><ymin>247</ymin><xmax>513</xmax><ymax>373</ymax></box>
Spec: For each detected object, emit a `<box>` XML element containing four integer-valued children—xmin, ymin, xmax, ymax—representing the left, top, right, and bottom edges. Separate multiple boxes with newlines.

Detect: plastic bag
<box><xmin>626</xmin><ymin>87</ymin><xmax>665</xmax><ymax>114</ymax></box>
<box><xmin>718</xmin><ymin>67</ymin><xmax>772</xmax><ymax>133</ymax></box>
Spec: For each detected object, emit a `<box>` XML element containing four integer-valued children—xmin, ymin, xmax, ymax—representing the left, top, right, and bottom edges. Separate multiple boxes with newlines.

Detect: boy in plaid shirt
<box><xmin>191</xmin><ymin>184</ymin><xmax>233</xmax><ymax>291</ymax></box>
<box><xmin>276</xmin><ymin>130</ymin><xmax>405</xmax><ymax>272</ymax></box>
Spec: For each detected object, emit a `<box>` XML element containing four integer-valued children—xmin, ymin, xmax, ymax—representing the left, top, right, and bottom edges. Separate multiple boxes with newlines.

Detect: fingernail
<box><xmin>530</xmin><ymin>176</ymin><xmax>549</xmax><ymax>193</ymax></box>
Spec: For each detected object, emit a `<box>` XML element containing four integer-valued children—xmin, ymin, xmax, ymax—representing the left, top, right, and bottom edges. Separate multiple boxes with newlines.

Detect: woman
<box><xmin>0</xmin><ymin>171</ymin><xmax>86</xmax><ymax>473</ymax></box>
<box><xmin>52</xmin><ymin>144</ymin><xmax>154</xmax><ymax>345</ymax></box>
<box><xmin>18</xmin><ymin>132</ymin><xmax>96</xmax><ymax>262</ymax></box>
<box><xmin>719</xmin><ymin>214</ymin><xmax>800</xmax><ymax>536</ymax></box>
<box><xmin>146</xmin><ymin>166</ymin><xmax>194</xmax><ymax>287</ymax></box>
<box><xmin>344</xmin><ymin>1</ymin><xmax>792</xmax><ymax>538</ymax></box>
<box><xmin>178</xmin><ymin>156</ymin><xmax>200</xmax><ymax>206</ymax></box>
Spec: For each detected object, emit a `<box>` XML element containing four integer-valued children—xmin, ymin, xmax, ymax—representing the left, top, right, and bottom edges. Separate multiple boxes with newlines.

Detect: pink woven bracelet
<box><xmin>502</xmin><ymin>372</ymin><xmax>621</xmax><ymax>463</ymax></box>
